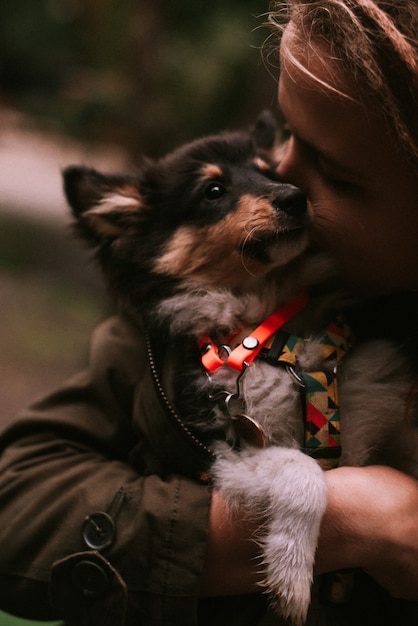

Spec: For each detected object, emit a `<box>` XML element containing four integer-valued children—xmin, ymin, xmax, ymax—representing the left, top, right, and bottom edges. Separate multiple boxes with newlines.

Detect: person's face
<box><xmin>277</xmin><ymin>27</ymin><xmax>418</xmax><ymax>294</ymax></box>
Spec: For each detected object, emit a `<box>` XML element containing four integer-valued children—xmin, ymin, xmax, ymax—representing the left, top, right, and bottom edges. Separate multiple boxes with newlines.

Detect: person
<box><xmin>0</xmin><ymin>1</ymin><xmax>417</xmax><ymax>625</ymax></box>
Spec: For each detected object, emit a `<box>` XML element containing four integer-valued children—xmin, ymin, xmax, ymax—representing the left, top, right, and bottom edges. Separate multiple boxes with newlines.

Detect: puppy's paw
<box><xmin>263</xmin><ymin>532</ymin><xmax>315</xmax><ymax>625</ymax></box>
<box><xmin>211</xmin><ymin>446</ymin><xmax>270</xmax><ymax>510</ymax></box>
<box><xmin>261</xmin><ymin>450</ymin><xmax>327</xmax><ymax>625</ymax></box>
<box><xmin>213</xmin><ymin>446</ymin><xmax>327</xmax><ymax>625</ymax></box>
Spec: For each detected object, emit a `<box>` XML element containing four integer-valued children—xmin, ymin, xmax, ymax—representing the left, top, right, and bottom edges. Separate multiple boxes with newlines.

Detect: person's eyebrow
<box><xmin>278</xmin><ymin>89</ymin><xmax>366</xmax><ymax>182</ymax></box>
<box><xmin>293</xmin><ymin>130</ymin><xmax>367</xmax><ymax>181</ymax></box>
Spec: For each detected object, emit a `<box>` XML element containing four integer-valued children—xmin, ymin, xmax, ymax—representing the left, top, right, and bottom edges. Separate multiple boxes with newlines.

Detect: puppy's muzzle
<box><xmin>273</xmin><ymin>186</ymin><xmax>307</xmax><ymax>219</ymax></box>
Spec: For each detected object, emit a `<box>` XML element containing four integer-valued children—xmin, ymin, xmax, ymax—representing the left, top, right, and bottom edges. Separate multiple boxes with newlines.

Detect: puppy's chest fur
<box><xmin>156</xmin><ymin>288</ymin><xmax>341</xmax><ymax>451</ymax></box>
<box><xmin>155</xmin><ymin>285</ymin><xmax>418</xmax><ymax>475</ymax></box>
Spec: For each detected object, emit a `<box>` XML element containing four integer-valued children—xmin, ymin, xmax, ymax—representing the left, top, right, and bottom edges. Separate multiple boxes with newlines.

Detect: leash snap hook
<box><xmin>235</xmin><ymin>361</ymin><xmax>249</xmax><ymax>394</ymax></box>
<box><xmin>225</xmin><ymin>393</ymin><xmax>245</xmax><ymax>418</ymax></box>
<box><xmin>286</xmin><ymin>364</ymin><xmax>305</xmax><ymax>387</ymax></box>
<box><xmin>227</xmin><ymin>362</ymin><xmax>250</xmax><ymax>417</ymax></box>
<box><xmin>216</xmin><ymin>363</ymin><xmax>250</xmax><ymax>418</ymax></box>
<box><xmin>206</xmin><ymin>372</ymin><xmax>229</xmax><ymax>403</ymax></box>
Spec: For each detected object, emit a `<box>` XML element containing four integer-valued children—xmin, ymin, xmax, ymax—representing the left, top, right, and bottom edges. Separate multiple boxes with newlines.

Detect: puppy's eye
<box><xmin>205</xmin><ymin>182</ymin><xmax>226</xmax><ymax>200</ymax></box>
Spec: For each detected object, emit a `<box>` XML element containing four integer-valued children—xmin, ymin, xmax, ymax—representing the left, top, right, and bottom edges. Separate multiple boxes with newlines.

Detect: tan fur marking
<box><xmin>199</xmin><ymin>163</ymin><xmax>224</xmax><ymax>180</ymax></box>
<box><xmin>86</xmin><ymin>189</ymin><xmax>142</xmax><ymax>237</ymax></box>
<box><xmin>90</xmin><ymin>191</ymin><xmax>141</xmax><ymax>216</ymax></box>
<box><xmin>153</xmin><ymin>194</ymin><xmax>281</xmax><ymax>288</ymax></box>
<box><xmin>254</xmin><ymin>157</ymin><xmax>271</xmax><ymax>171</ymax></box>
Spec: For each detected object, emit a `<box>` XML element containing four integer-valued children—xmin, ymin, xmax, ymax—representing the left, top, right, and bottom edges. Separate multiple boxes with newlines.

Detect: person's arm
<box><xmin>0</xmin><ymin>315</ymin><xmax>211</xmax><ymax>625</ymax></box>
<box><xmin>201</xmin><ymin>466</ymin><xmax>418</xmax><ymax>600</ymax></box>
<box><xmin>200</xmin><ymin>490</ymin><xmax>263</xmax><ymax>596</ymax></box>
<box><xmin>317</xmin><ymin>465</ymin><xmax>418</xmax><ymax>599</ymax></box>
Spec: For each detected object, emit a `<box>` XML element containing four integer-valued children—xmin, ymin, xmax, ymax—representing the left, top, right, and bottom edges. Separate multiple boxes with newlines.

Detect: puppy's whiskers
<box><xmin>241</xmin><ymin>226</ymin><xmax>262</xmax><ymax>276</ymax></box>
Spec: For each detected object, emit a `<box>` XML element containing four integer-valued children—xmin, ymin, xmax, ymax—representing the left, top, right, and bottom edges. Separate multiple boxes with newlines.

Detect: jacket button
<box><xmin>82</xmin><ymin>511</ymin><xmax>116</xmax><ymax>551</ymax></box>
<box><xmin>71</xmin><ymin>559</ymin><xmax>110</xmax><ymax>599</ymax></box>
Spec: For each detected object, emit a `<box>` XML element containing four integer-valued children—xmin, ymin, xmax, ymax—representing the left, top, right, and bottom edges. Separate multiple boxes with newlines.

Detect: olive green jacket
<box><xmin>0</xmin><ymin>314</ymin><xmax>416</xmax><ymax>625</ymax></box>
<box><xmin>0</xmin><ymin>314</ymin><xmax>266</xmax><ymax>626</ymax></box>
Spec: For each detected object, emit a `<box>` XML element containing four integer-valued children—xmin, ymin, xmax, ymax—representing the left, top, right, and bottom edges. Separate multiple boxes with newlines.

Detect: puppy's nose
<box><xmin>273</xmin><ymin>186</ymin><xmax>307</xmax><ymax>217</ymax></box>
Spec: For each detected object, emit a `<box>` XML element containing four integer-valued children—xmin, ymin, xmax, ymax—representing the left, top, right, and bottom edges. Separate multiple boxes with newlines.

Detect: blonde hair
<box><xmin>269</xmin><ymin>1</ymin><xmax>418</xmax><ymax>165</ymax></box>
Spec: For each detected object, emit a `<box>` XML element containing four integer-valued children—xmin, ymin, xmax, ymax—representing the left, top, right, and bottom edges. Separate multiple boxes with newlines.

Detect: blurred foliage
<box><xmin>0</xmin><ymin>0</ymin><xmax>279</xmax><ymax>158</ymax></box>
<box><xmin>0</xmin><ymin>209</ymin><xmax>109</xmax><ymax>421</ymax></box>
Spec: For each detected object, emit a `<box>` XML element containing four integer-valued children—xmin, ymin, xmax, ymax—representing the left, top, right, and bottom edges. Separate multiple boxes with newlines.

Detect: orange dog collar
<box><xmin>199</xmin><ymin>291</ymin><xmax>310</xmax><ymax>373</ymax></box>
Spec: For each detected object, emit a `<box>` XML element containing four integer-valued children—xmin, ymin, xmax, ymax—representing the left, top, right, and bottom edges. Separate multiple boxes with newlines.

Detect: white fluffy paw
<box><xmin>212</xmin><ymin>446</ymin><xmax>327</xmax><ymax>625</ymax></box>
<box><xmin>262</xmin><ymin>452</ymin><xmax>327</xmax><ymax>625</ymax></box>
<box><xmin>263</xmin><ymin>529</ymin><xmax>316</xmax><ymax>625</ymax></box>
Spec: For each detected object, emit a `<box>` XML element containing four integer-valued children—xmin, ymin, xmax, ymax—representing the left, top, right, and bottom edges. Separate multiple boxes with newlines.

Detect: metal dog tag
<box><xmin>232</xmin><ymin>414</ymin><xmax>266</xmax><ymax>448</ymax></box>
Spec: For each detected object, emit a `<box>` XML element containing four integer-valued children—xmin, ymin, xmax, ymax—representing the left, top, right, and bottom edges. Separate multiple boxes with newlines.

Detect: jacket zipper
<box><xmin>145</xmin><ymin>334</ymin><xmax>216</xmax><ymax>467</ymax></box>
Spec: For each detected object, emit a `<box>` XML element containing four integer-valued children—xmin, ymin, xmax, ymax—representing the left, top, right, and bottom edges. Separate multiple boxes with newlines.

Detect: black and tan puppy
<box><xmin>64</xmin><ymin>112</ymin><xmax>417</xmax><ymax>625</ymax></box>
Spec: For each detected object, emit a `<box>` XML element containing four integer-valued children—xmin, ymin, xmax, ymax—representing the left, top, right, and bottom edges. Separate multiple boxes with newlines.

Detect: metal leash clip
<box><xmin>226</xmin><ymin>366</ymin><xmax>266</xmax><ymax>448</ymax></box>
<box><xmin>286</xmin><ymin>364</ymin><xmax>305</xmax><ymax>387</ymax></box>
<box><xmin>207</xmin><ymin>364</ymin><xmax>266</xmax><ymax>448</ymax></box>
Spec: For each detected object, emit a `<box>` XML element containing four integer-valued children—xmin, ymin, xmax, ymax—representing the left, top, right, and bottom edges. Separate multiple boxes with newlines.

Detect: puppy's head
<box><xmin>64</xmin><ymin>111</ymin><xmax>310</xmax><ymax>312</ymax></box>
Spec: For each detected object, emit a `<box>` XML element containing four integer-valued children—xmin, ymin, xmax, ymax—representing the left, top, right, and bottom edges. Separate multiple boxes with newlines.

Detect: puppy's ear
<box><xmin>252</xmin><ymin>110</ymin><xmax>278</xmax><ymax>152</ymax></box>
<box><xmin>63</xmin><ymin>166</ymin><xmax>142</xmax><ymax>242</ymax></box>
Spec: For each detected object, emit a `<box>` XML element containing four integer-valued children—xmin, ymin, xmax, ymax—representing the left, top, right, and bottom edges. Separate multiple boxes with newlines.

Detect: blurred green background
<box><xmin>0</xmin><ymin>0</ymin><xmax>277</xmax><ymax>156</ymax></box>
<box><xmin>0</xmin><ymin>3</ymin><xmax>278</xmax><ymax>620</ymax></box>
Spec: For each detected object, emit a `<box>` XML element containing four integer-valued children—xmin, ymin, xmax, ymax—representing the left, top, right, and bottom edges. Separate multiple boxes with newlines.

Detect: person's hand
<box><xmin>200</xmin><ymin>489</ymin><xmax>263</xmax><ymax>596</ymax></box>
<box><xmin>316</xmin><ymin>465</ymin><xmax>418</xmax><ymax>599</ymax></box>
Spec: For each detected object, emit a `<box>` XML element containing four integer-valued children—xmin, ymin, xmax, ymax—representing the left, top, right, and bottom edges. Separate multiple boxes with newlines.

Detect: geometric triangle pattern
<box><xmin>303</xmin><ymin>370</ymin><xmax>341</xmax><ymax>469</ymax></box>
<box><xmin>317</xmin><ymin>314</ymin><xmax>356</xmax><ymax>363</ymax></box>
<box><xmin>274</xmin><ymin>335</ymin><xmax>305</xmax><ymax>366</ymax></box>
<box><xmin>305</xmin><ymin>317</ymin><xmax>354</xmax><ymax>467</ymax></box>
<box><xmin>258</xmin><ymin>313</ymin><xmax>355</xmax><ymax>470</ymax></box>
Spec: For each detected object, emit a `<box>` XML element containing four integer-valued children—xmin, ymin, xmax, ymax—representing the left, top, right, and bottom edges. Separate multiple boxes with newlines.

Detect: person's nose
<box><xmin>276</xmin><ymin>136</ymin><xmax>308</xmax><ymax>191</ymax></box>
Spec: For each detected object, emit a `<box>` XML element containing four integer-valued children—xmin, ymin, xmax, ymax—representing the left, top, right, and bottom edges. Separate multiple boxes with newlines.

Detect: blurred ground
<box><xmin>0</xmin><ymin>108</ymin><xmax>129</xmax><ymax>425</ymax></box>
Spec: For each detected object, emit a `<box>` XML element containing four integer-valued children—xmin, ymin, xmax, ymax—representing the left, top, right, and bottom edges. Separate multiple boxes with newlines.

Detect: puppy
<box><xmin>63</xmin><ymin>112</ymin><xmax>418</xmax><ymax>625</ymax></box>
